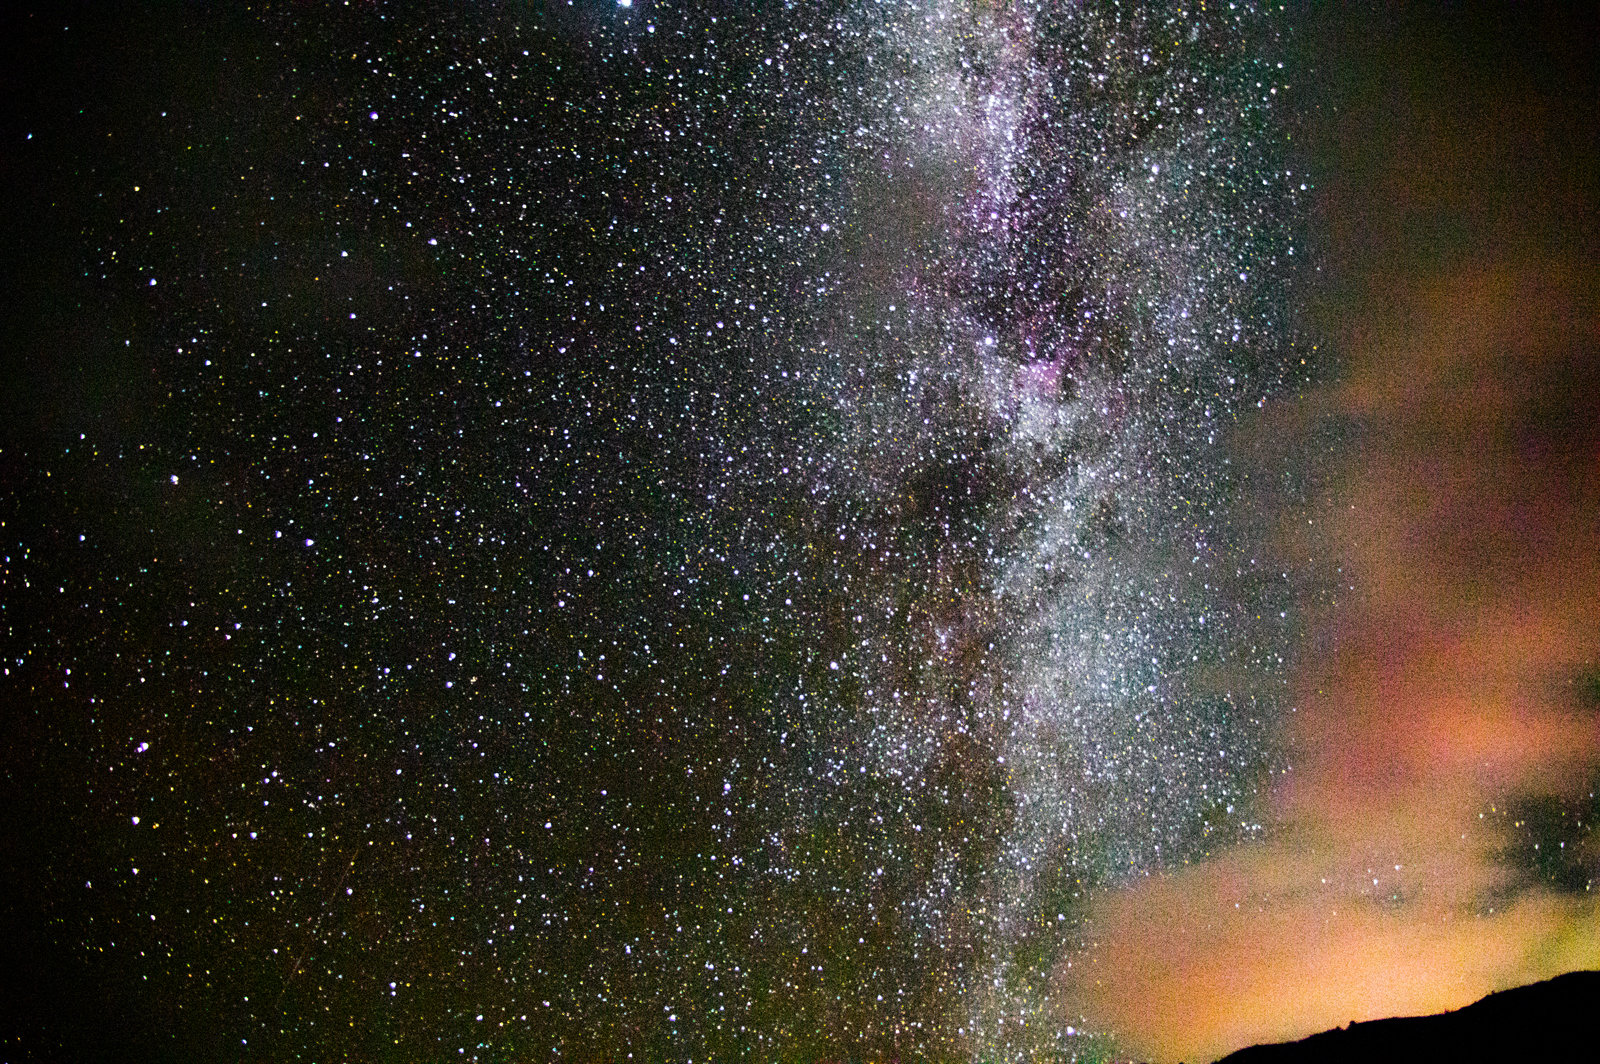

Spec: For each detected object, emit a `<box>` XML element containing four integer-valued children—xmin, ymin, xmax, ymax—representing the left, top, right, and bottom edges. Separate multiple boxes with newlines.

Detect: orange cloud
<box><xmin>1060</xmin><ymin>263</ymin><xmax>1600</xmax><ymax>1062</ymax></box>
<box><xmin>1067</xmin><ymin>831</ymin><xmax>1600</xmax><ymax>1063</ymax></box>
<box><xmin>1058</xmin><ymin>7</ymin><xmax>1600</xmax><ymax>1054</ymax></box>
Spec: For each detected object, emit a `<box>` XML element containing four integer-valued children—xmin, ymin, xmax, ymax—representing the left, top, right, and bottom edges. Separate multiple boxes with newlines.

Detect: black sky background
<box><xmin>1</xmin><ymin>3</ymin><xmax>1595</xmax><ymax>1062</ymax></box>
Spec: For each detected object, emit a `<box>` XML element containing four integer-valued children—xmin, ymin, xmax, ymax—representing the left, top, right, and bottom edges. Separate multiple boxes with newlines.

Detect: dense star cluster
<box><xmin>3</xmin><ymin>2</ymin><xmax>1324</xmax><ymax>1061</ymax></box>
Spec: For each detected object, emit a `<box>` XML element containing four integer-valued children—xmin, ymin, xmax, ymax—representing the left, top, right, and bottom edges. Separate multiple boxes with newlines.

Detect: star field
<box><xmin>2</xmin><ymin>2</ymin><xmax>1327</xmax><ymax>1061</ymax></box>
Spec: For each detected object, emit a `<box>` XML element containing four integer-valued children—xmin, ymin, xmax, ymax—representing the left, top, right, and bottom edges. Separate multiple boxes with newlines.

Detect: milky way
<box><xmin>3</xmin><ymin>2</ymin><xmax>1320</xmax><ymax>1060</ymax></box>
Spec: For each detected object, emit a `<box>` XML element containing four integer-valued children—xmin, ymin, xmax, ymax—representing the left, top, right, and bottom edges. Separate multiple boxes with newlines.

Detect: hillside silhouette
<box><xmin>1210</xmin><ymin>970</ymin><xmax>1600</xmax><ymax>1063</ymax></box>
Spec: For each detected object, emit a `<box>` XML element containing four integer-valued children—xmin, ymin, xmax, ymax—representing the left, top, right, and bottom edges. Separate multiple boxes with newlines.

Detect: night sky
<box><xmin>1</xmin><ymin>3</ymin><xmax>1594</xmax><ymax>1063</ymax></box>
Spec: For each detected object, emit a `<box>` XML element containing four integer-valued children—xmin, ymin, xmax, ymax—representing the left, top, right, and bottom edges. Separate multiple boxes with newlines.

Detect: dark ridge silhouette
<box><xmin>1209</xmin><ymin>970</ymin><xmax>1600</xmax><ymax>1063</ymax></box>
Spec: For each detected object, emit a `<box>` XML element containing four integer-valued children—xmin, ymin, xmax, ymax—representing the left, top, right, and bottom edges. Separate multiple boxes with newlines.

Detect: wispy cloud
<box><xmin>1057</xmin><ymin>6</ymin><xmax>1600</xmax><ymax>1043</ymax></box>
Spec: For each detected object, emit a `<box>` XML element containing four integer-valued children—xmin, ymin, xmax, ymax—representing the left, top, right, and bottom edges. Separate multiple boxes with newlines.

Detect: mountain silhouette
<box><xmin>1210</xmin><ymin>970</ymin><xmax>1600</xmax><ymax>1063</ymax></box>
